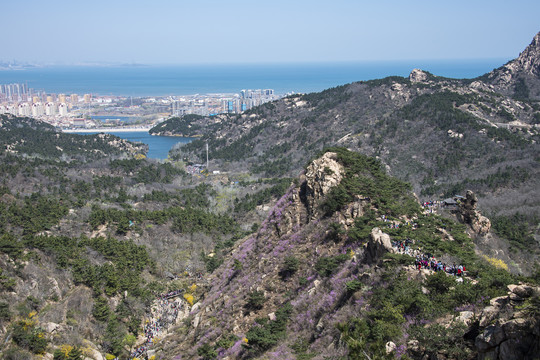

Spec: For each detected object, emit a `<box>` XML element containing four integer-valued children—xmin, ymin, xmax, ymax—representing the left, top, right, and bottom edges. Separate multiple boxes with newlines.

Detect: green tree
<box><xmin>279</xmin><ymin>256</ymin><xmax>299</xmax><ymax>279</ymax></box>
<box><xmin>92</xmin><ymin>296</ymin><xmax>110</xmax><ymax>322</ymax></box>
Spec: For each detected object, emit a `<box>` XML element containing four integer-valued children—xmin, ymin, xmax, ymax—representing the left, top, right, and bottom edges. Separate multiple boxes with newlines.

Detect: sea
<box><xmin>1</xmin><ymin>60</ymin><xmax>509</xmax><ymax>159</ymax></box>
<box><xmin>0</xmin><ymin>60</ymin><xmax>507</xmax><ymax>97</ymax></box>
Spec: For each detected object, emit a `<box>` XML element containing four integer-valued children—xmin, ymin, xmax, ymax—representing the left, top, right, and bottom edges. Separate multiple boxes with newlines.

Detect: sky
<box><xmin>1</xmin><ymin>0</ymin><xmax>539</xmax><ymax>65</ymax></box>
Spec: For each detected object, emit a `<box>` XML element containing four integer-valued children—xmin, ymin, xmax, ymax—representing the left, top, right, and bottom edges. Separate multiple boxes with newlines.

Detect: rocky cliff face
<box><xmin>303</xmin><ymin>152</ymin><xmax>344</xmax><ymax>221</ymax></box>
<box><xmin>475</xmin><ymin>284</ymin><xmax>540</xmax><ymax>360</ymax></box>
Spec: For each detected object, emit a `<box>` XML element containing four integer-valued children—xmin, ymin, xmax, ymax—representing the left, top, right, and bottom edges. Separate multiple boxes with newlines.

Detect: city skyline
<box><xmin>1</xmin><ymin>0</ymin><xmax>539</xmax><ymax>65</ymax></box>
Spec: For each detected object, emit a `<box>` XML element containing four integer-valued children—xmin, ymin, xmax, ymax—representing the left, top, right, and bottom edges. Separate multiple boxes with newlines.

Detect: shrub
<box><xmin>11</xmin><ymin>321</ymin><xmax>48</xmax><ymax>354</ymax></box>
<box><xmin>425</xmin><ymin>271</ymin><xmax>456</xmax><ymax>295</ymax></box>
<box><xmin>245</xmin><ymin>291</ymin><xmax>265</xmax><ymax>310</ymax></box>
<box><xmin>244</xmin><ymin>303</ymin><xmax>292</xmax><ymax>355</ymax></box>
<box><xmin>53</xmin><ymin>345</ymin><xmax>83</xmax><ymax>360</ymax></box>
<box><xmin>183</xmin><ymin>293</ymin><xmax>194</xmax><ymax>306</ymax></box>
<box><xmin>482</xmin><ymin>255</ymin><xmax>508</xmax><ymax>271</ymax></box>
<box><xmin>326</xmin><ymin>222</ymin><xmax>345</xmax><ymax>242</ymax></box>
<box><xmin>315</xmin><ymin>254</ymin><xmax>348</xmax><ymax>277</ymax></box>
<box><xmin>345</xmin><ymin>280</ymin><xmax>362</xmax><ymax>293</ymax></box>
<box><xmin>233</xmin><ymin>259</ymin><xmax>243</xmax><ymax>271</ymax></box>
<box><xmin>409</xmin><ymin>323</ymin><xmax>471</xmax><ymax>359</ymax></box>
<box><xmin>0</xmin><ymin>301</ymin><xmax>11</xmax><ymax>320</ymax></box>
<box><xmin>197</xmin><ymin>343</ymin><xmax>217</xmax><ymax>360</ymax></box>
<box><xmin>280</xmin><ymin>256</ymin><xmax>299</xmax><ymax>279</ymax></box>
<box><xmin>216</xmin><ymin>334</ymin><xmax>238</xmax><ymax>350</ymax></box>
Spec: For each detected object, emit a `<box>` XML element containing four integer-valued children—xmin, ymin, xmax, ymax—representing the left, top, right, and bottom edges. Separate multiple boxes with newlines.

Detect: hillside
<box><xmin>149</xmin><ymin>149</ymin><xmax>540</xmax><ymax>360</ymax></box>
<box><xmin>151</xmin><ymin>33</ymin><xmax>540</xmax><ymax>279</ymax></box>
<box><xmin>0</xmin><ymin>116</ymin><xmax>263</xmax><ymax>359</ymax></box>
<box><xmin>0</xmin><ymin>115</ymin><xmax>147</xmax><ymax>161</ymax></box>
<box><xmin>155</xmin><ymin>32</ymin><xmax>540</xmax><ymax>218</ymax></box>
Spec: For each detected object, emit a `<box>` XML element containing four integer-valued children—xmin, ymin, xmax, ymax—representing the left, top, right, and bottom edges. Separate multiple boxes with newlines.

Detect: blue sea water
<box><xmin>90</xmin><ymin>115</ymin><xmax>137</xmax><ymax>122</ymax></box>
<box><xmin>0</xmin><ymin>60</ymin><xmax>507</xmax><ymax>96</ymax></box>
<box><xmin>73</xmin><ymin>131</ymin><xmax>193</xmax><ymax>160</ymax></box>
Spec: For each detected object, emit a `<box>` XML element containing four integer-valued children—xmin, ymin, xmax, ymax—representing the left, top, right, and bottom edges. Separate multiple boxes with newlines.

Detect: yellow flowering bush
<box><xmin>482</xmin><ymin>255</ymin><xmax>509</xmax><ymax>271</ymax></box>
<box><xmin>183</xmin><ymin>293</ymin><xmax>194</xmax><ymax>306</ymax></box>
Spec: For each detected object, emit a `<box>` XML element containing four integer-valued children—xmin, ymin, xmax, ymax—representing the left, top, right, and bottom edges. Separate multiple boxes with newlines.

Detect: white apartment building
<box><xmin>18</xmin><ymin>102</ymin><xmax>31</xmax><ymax>116</ymax></box>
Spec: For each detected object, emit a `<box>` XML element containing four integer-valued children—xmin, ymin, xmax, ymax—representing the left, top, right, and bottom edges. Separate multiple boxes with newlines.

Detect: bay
<box><xmin>73</xmin><ymin>131</ymin><xmax>193</xmax><ymax>160</ymax></box>
<box><xmin>0</xmin><ymin>60</ymin><xmax>507</xmax><ymax>97</ymax></box>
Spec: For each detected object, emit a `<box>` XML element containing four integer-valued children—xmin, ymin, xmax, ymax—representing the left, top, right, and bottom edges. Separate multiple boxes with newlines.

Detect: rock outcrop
<box><xmin>364</xmin><ymin>227</ymin><xmax>394</xmax><ymax>264</ymax></box>
<box><xmin>502</xmin><ymin>32</ymin><xmax>540</xmax><ymax>79</ymax></box>
<box><xmin>475</xmin><ymin>284</ymin><xmax>540</xmax><ymax>360</ymax></box>
<box><xmin>303</xmin><ymin>152</ymin><xmax>344</xmax><ymax>220</ymax></box>
<box><xmin>409</xmin><ymin>68</ymin><xmax>429</xmax><ymax>83</ymax></box>
<box><xmin>457</xmin><ymin>190</ymin><xmax>491</xmax><ymax>235</ymax></box>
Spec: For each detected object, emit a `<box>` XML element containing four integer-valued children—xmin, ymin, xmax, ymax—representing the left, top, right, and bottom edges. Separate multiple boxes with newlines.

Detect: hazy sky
<box><xmin>1</xmin><ymin>0</ymin><xmax>539</xmax><ymax>65</ymax></box>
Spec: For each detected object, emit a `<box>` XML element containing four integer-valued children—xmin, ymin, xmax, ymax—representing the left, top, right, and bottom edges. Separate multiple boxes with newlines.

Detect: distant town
<box><xmin>0</xmin><ymin>82</ymin><xmax>290</xmax><ymax>130</ymax></box>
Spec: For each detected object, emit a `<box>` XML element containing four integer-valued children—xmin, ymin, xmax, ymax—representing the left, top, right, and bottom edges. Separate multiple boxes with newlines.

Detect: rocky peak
<box><xmin>508</xmin><ymin>31</ymin><xmax>540</xmax><ymax>78</ymax></box>
<box><xmin>485</xmin><ymin>32</ymin><xmax>540</xmax><ymax>98</ymax></box>
<box><xmin>456</xmin><ymin>190</ymin><xmax>491</xmax><ymax>235</ymax></box>
<box><xmin>303</xmin><ymin>152</ymin><xmax>344</xmax><ymax>220</ymax></box>
<box><xmin>409</xmin><ymin>68</ymin><xmax>429</xmax><ymax>83</ymax></box>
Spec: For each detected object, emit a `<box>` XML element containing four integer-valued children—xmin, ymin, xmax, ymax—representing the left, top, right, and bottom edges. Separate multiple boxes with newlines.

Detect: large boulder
<box><xmin>364</xmin><ymin>227</ymin><xmax>394</xmax><ymax>264</ymax></box>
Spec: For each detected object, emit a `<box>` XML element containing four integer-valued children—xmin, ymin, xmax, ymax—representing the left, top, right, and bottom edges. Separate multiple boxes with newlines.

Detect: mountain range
<box><xmin>0</xmin><ymin>32</ymin><xmax>539</xmax><ymax>360</ymax></box>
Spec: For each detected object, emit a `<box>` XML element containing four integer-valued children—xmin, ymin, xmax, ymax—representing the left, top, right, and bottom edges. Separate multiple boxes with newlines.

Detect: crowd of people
<box><xmin>421</xmin><ymin>200</ymin><xmax>440</xmax><ymax>214</ymax></box>
<box><xmin>130</xmin><ymin>291</ymin><xmax>184</xmax><ymax>359</ymax></box>
<box><xmin>392</xmin><ymin>239</ymin><xmax>467</xmax><ymax>277</ymax></box>
<box><xmin>159</xmin><ymin>289</ymin><xmax>184</xmax><ymax>300</ymax></box>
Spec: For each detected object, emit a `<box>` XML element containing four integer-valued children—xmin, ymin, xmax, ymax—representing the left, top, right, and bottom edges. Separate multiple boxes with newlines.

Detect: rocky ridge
<box><xmin>149</xmin><ymin>150</ymin><xmax>538</xmax><ymax>359</ymax></box>
<box><xmin>487</xmin><ymin>32</ymin><xmax>540</xmax><ymax>99</ymax></box>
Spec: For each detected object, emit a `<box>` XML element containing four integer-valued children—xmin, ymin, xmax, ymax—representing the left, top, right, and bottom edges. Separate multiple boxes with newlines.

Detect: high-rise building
<box><xmin>58</xmin><ymin>103</ymin><xmax>68</xmax><ymax>116</ymax></box>
<box><xmin>58</xmin><ymin>94</ymin><xmax>66</xmax><ymax>103</ymax></box>
<box><xmin>45</xmin><ymin>102</ymin><xmax>57</xmax><ymax>116</ymax></box>
<box><xmin>32</xmin><ymin>102</ymin><xmax>45</xmax><ymax>117</ymax></box>
<box><xmin>18</xmin><ymin>103</ymin><xmax>31</xmax><ymax>116</ymax></box>
<box><xmin>70</xmin><ymin>94</ymin><xmax>79</xmax><ymax>103</ymax></box>
<box><xmin>6</xmin><ymin>104</ymin><xmax>17</xmax><ymax>115</ymax></box>
<box><xmin>83</xmin><ymin>94</ymin><xmax>91</xmax><ymax>103</ymax></box>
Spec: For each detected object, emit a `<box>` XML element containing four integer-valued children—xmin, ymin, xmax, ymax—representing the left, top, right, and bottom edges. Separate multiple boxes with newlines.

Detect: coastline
<box><xmin>62</xmin><ymin>127</ymin><xmax>151</xmax><ymax>133</ymax></box>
